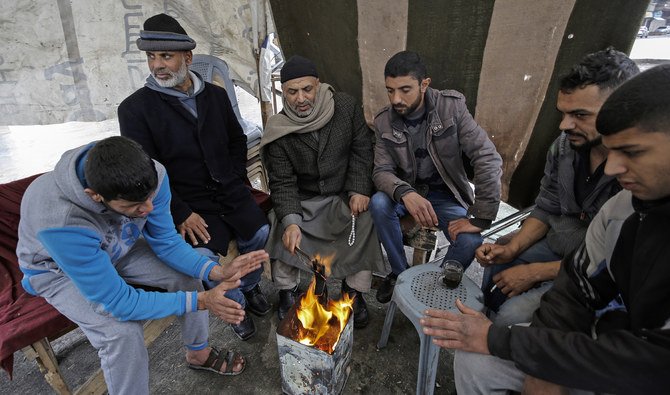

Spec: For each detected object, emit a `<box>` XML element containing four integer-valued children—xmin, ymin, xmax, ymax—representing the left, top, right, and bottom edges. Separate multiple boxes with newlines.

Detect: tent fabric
<box><xmin>271</xmin><ymin>0</ymin><xmax>646</xmax><ymax>207</ymax></box>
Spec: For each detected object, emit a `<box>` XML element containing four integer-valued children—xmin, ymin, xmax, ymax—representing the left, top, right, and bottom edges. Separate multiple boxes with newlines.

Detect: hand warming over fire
<box><xmin>420</xmin><ymin>299</ymin><xmax>492</xmax><ymax>355</ymax></box>
<box><xmin>197</xmin><ymin>280</ymin><xmax>246</xmax><ymax>324</ymax></box>
<box><xmin>283</xmin><ymin>224</ymin><xmax>302</xmax><ymax>254</ymax></box>
<box><xmin>209</xmin><ymin>250</ymin><xmax>268</xmax><ymax>282</ymax></box>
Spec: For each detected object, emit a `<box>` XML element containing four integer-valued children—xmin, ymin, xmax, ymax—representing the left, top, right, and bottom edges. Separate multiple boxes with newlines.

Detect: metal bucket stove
<box><xmin>276</xmin><ymin>294</ymin><xmax>353</xmax><ymax>395</ymax></box>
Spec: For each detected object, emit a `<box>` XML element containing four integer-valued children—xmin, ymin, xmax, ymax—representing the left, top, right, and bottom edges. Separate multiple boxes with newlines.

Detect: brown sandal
<box><xmin>187</xmin><ymin>347</ymin><xmax>245</xmax><ymax>376</ymax></box>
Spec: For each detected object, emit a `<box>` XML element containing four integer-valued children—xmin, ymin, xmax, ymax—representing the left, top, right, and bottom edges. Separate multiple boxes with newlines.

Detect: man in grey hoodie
<box><xmin>475</xmin><ymin>48</ymin><xmax>639</xmax><ymax>326</ymax></box>
<box><xmin>119</xmin><ymin>13</ymin><xmax>270</xmax><ymax>341</ymax></box>
<box><xmin>420</xmin><ymin>64</ymin><xmax>670</xmax><ymax>395</ymax></box>
<box><xmin>17</xmin><ymin>136</ymin><xmax>268</xmax><ymax>393</ymax></box>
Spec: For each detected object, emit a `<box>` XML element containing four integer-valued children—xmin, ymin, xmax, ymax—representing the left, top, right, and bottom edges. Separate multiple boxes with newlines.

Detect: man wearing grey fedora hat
<box><xmin>119</xmin><ymin>13</ymin><xmax>270</xmax><ymax>342</ymax></box>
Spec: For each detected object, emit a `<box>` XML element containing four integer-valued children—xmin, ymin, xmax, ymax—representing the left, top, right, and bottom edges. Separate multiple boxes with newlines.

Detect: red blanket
<box><xmin>0</xmin><ymin>174</ymin><xmax>73</xmax><ymax>379</ymax></box>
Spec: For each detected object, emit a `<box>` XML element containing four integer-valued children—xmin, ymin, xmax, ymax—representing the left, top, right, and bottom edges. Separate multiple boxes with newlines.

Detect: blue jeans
<box><xmin>197</xmin><ymin>224</ymin><xmax>270</xmax><ymax>307</ymax></box>
<box><xmin>369</xmin><ymin>190</ymin><xmax>483</xmax><ymax>276</ymax></box>
<box><xmin>482</xmin><ymin>238</ymin><xmax>561</xmax><ymax>316</ymax></box>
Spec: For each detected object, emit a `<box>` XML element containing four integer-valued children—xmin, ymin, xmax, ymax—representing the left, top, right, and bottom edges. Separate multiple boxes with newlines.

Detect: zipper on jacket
<box><xmin>395</xmin><ymin>125</ymin><xmax>418</xmax><ymax>186</ymax></box>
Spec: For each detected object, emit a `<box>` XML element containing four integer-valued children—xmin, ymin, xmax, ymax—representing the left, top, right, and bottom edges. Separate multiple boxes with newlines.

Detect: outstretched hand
<box><xmin>198</xmin><ymin>278</ymin><xmax>246</xmax><ymax>324</ymax></box>
<box><xmin>420</xmin><ymin>299</ymin><xmax>492</xmax><ymax>354</ymax></box>
<box><xmin>220</xmin><ymin>250</ymin><xmax>268</xmax><ymax>282</ymax></box>
<box><xmin>207</xmin><ymin>250</ymin><xmax>267</xmax><ymax>283</ymax></box>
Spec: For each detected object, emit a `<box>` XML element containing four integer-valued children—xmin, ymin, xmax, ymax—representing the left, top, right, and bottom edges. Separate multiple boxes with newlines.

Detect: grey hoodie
<box><xmin>16</xmin><ymin>143</ymin><xmax>216</xmax><ymax>320</ymax></box>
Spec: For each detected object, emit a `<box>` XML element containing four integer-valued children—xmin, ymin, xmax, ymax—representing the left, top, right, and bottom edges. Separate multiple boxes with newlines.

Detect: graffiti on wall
<box><xmin>122</xmin><ymin>0</ymin><xmax>146</xmax><ymax>91</ymax></box>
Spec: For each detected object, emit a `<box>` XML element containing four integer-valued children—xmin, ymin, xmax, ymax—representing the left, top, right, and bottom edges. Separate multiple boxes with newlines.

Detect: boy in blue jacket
<box><xmin>17</xmin><ymin>136</ymin><xmax>267</xmax><ymax>393</ymax></box>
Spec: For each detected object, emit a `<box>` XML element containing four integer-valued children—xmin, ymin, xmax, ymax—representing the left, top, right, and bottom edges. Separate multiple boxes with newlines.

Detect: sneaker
<box><xmin>376</xmin><ymin>274</ymin><xmax>397</xmax><ymax>304</ymax></box>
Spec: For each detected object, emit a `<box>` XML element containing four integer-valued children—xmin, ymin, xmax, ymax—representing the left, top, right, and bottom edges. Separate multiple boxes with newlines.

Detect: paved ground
<box><xmin>2</xmin><ymin>245</ymin><xmax>492</xmax><ymax>395</ymax></box>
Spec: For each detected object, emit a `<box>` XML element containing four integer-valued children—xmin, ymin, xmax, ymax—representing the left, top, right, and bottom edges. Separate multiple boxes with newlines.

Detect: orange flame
<box><xmin>293</xmin><ymin>254</ymin><xmax>353</xmax><ymax>354</ymax></box>
<box><xmin>312</xmin><ymin>252</ymin><xmax>334</xmax><ymax>277</ymax></box>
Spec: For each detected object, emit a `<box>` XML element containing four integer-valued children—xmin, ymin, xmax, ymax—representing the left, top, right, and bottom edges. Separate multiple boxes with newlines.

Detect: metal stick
<box><xmin>294</xmin><ymin>246</ymin><xmax>313</xmax><ymax>266</ymax></box>
<box><xmin>295</xmin><ymin>246</ymin><xmax>327</xmax><ymax>282</ymax></box>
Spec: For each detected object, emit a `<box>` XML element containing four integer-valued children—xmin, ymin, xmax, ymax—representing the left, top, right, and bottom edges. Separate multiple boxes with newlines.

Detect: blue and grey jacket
<box><xmin>16</xmin><ymin>143</ymin><xmax>217</xmax><ymax>321</ymax></box>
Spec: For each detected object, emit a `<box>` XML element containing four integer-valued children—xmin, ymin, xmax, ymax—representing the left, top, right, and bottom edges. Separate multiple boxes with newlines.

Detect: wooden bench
<box><xmin>20</xmin><ymin>317</ymin><xmax>174</xmax><ymax>395</ymax></box>
<box><xmin>0</xmin><ymin>174</ymin><xmax>173</xmax><ymax>394</ymax></box>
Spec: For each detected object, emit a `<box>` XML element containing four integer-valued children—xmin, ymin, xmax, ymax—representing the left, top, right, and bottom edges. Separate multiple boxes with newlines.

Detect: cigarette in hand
<box><xmin>490</xmin><ymin>284</ymin><xmax>498</xmax><ymax>292</ymax></box>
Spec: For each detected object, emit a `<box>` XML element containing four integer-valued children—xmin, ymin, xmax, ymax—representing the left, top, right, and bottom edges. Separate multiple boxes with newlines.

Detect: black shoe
<box><xmin>278</xmin><ymin>286</ymin><xmax>299</xmax><ymax>321</ymax></box>
<box><xmin>376</xmin><ymin>274</ymin><xmax>397</xmax><ymax>304</ymax></box>
<box><xmin>231</xmin><ymin>314</ymin><xmax>256</xmax><ymax>341</ymax></box>
<box><xmin>243</xmin><ymin>284</ymin><xmax>271</xmax><ymax>316</ymax></box>
<box><xmin>342</xmin><ymin>281</ymin><xmax>369</xmax><ymax>329</ymax></box>
<box><xmin>352</xmin><ymin>295</ymin><xmax>369</xmax><ymax>329</ymax></box>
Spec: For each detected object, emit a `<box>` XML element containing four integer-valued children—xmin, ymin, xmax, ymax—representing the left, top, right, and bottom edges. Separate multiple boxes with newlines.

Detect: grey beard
<box><xmin>153</xmin><ymin>61</ymin><xmax>188</xmax><ymax>88</ymax></box>
<box><xmin>293</xmin><ymin>100</ymin><xmax>315</xmax><ymax>117</ymax></box>
<box><xmin>296</xmin><ymin>109</ymin><xmax>314</xmax><ymax>117</ymax></box>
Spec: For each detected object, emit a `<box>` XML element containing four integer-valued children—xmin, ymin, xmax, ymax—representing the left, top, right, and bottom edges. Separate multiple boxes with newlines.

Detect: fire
<box><xmin>312</xmin><ymin>252</ymin><xmax>334</xmax><ymax>276</ymax></box>
<box><xmin>294</xmin><ymin>254</ymin><xmax>353</xmax><ymax>354</ymax></box>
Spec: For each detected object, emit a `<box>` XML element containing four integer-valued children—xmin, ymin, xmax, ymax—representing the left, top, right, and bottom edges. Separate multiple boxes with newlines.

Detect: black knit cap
<box><xmin>136</xmin><ymin>13</ymin><xmax>196</xmax><ymax>51</ymax></box>
<box><xmin>280</xmin><ymin>55</ymin><xmax>319</xmax><ymax>83</ymax></box>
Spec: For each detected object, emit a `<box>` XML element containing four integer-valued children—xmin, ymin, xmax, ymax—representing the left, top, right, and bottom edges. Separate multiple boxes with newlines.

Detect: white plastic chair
<box><xmin>377</xmin><ymin>261</ymin><xmax>484</xmax><ymax>395</ymax></box>
<box><xmin>189</xmin><ymin>54</ymin><xmax>262</xmax><ymax>148</ymax></box>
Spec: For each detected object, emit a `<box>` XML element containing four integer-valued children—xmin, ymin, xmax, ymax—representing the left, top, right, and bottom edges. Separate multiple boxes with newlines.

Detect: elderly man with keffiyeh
<box><xmin>260</xmin><ymin>55</ymin><xmax>384</xmax><ymax>327</ymax></box>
